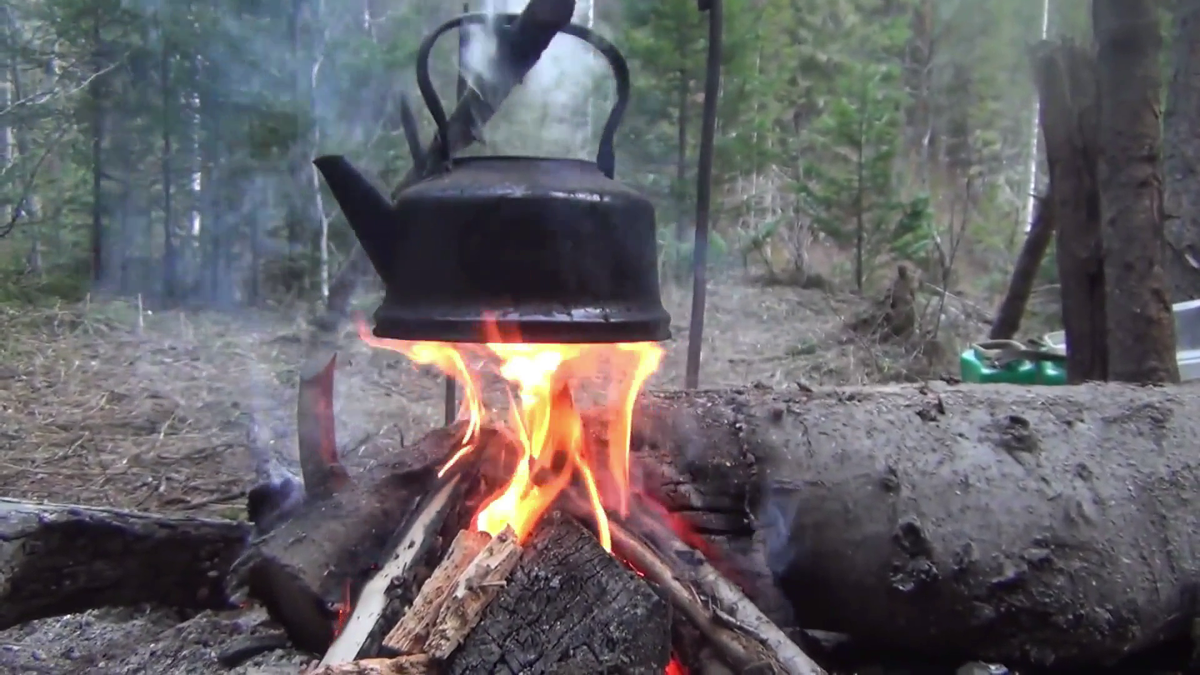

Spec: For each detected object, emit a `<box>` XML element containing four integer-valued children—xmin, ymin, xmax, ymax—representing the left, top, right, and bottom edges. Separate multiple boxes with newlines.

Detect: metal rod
<box><xmin>684</xmin><ymin>0</ymin><xmax>722</xmax><ymax>389</ymax></box>
<box><xmin>443</xmin><ymin>1</ymin><xmax>471</xmax><ymax>426</ymax></box>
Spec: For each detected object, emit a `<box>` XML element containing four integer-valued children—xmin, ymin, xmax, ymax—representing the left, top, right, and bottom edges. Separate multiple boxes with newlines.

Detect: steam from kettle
<box><xmin>461</xmin><ymin>0</ymin><xmax>608</xmax><ymax>158</ymax></box>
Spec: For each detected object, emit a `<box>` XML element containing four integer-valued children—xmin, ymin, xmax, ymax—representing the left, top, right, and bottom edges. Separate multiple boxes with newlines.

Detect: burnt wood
<box><xmin>0</xmin><ymin>498</ymin><xmax>249</xmax><ymax>630</ymax></box>
<box><xmin>230</xmin><ymin>424</ymin><xmax>483</xmax><ymax>655</ymax></box>
<box><xmin>445</xmin><ymin>511</ymin><xmax>672</xmax><ymax>675</ymax></box>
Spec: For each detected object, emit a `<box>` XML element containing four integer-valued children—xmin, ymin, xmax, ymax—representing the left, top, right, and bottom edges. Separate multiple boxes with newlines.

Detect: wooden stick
<box><xmin>382</xmin><ymin>529</ymin><xmax>490</xmax><ymax>654</ymax></box>
<box><xmin>320</xmin><ymin>475</ymin><xmax>463</xmax><ymax>666</ymax></box>
<box><xmin>297</xmin><ymin>350</ymin><xmax>350</xmax><ymax>499</ymax></box>
<box><xmin>424</xmin><ymin>526</ymin><xmax>523</xmax><ymax>660</ymax></box>
<box><xmin>630</xmin><ymin>511</ymin><xmax>826</xmax><ymax>675</ymax></box>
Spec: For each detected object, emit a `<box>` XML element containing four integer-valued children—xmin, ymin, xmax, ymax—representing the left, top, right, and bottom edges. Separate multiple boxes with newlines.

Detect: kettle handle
<box><xmin>415</xmin><ymin>12</ymin><xmax>629</xmax><ymax>179</ymax></box>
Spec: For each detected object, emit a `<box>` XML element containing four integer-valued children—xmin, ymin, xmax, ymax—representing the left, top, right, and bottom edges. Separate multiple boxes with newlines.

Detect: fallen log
<box><xmin>634</xmin><ymin>382</ymin><xmax>1200</xmax><ymax>667</ymax></box>
<box><xmin>245</xmin><ymin>379</ymin><xmax>1200</xmax><ymax>668</ymax></box>
<box><xmin>0</xmin><ymin>497</ymin><xmax>249</xmax><ymax>630</ymax></box>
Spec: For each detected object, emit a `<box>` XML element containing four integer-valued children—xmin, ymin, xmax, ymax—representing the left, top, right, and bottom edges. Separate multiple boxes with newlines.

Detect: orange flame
<box><xmin>357</xmin><ymin>316</ymin><xmax>663</xmax><ymax>552</ymax></box>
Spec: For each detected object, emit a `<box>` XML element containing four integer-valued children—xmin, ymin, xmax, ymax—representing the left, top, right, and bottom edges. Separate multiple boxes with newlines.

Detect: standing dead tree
<box><xmin>989</xmin><ymin>191</ymin><xmax>1054</xmax><ymax>340</ymax></box>
<box><xmin>1093</xmin><ymin>0</ymin><xmax>1180</xmax><ymax>383</ymax></box>
<box><xmin>1032</xmin><ymin>40</ymin><xmax>1107</xmax><ymax>383</ymax></box>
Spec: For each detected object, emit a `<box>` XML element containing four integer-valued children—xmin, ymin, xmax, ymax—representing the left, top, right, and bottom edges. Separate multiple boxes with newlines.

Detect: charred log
<box><xmin>443</xmin><ymin>512</ymin><xmax>672</xmax><ymax>674</ymax></box>
<box><xmin>229</xmin><ymin>424</ymin><xmax>484</xmax><ymax>656</ymax></box>
<box><xmin>0</xmin><ymin>498</ymin><xmax>249</xmax><ymax>630</ymax></box>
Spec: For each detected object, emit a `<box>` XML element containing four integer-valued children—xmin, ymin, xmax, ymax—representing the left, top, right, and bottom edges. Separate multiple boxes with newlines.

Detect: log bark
<box><xmin>231</xmin><ymin>424</ymin><xmax>489</xmax><ymax>655</ymax></box>
<box><xmin>443</xmin><ymin>511</ymin><xmax>672</xmax><ymax>675</ymax></box>
<box><xmin>0</xmin><ymin>498</ymin><xmax>250</xmax><ymax>630</ymax></box>
<box><xmin>989</xmin><ymin>192</ymin><xmax>1055</xmax><ymax>341</ymax></box>
<box><xmin>1034</xmin><ymin>40</ymin><xmax>1107</xmax><ymax>382</ymax></box>
<box><xmin>628</xmin><ymin>383</ymin><xmax>1200</xmax><ymax>668</ymax></box>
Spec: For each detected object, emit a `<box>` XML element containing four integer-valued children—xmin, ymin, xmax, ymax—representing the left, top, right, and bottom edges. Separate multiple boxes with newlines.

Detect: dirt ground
<box><xmin>0</xmin><ymin>272</ymin><xmax>989</xmax><ymax>674</ymax></box>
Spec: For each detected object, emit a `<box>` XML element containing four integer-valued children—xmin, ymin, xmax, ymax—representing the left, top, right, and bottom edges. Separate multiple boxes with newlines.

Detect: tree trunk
<box><xmin>989</xmin><ymin>191</ymin><xmax>1055</xmax><ymax>340</ymax></box>
<box><xmin>1162</xmin><ymin>0</ymin><xmax>1200</xmax><ymax>302</ymax></box>
<box><xmin>89</xmin><ymin>12</ymin><xmax>107</xmax><ymax>284</ymax></box>
<box><xmin>1033</xmin><ymin>41</ymin><xmax>1106</xmax><ymax>382</ymax></box>
<box><xmin>1093</xmin><ymin>0</ymin><xmax>1179</xmax><ymax>383</ymax></box>
<box><xmin>674</xmin><ymin>68</ymin><xmax>690</xmax><ymax>246</ymax></box>
<box><xmin>159</xmin><ymin>18</ymin><xmax>177</xmax><ymax>303</ymax></box>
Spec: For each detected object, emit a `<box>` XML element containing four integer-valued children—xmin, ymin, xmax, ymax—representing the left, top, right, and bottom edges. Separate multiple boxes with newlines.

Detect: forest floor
<box><xmin>0</xmin><ymin>271</ymin><xmax>993</xmax><ymax>674</ymax></box>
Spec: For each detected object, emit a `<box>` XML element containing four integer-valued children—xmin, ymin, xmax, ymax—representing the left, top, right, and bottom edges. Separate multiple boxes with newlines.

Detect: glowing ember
<box><xmin>357</xmin><ymin>316</ymin><xmax>663</xmax><ymax>552</ymax></box>
<box><xmin>665</xmin><ymin>656</ymin><xmax>687</xmax><ymax>675</ymax></box>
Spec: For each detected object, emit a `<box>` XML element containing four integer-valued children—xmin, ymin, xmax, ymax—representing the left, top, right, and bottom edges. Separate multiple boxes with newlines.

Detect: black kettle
<box><xmin>314</xmin><ymin>13</ymin><xmax>671</xmax><ymax>344</ymax></box>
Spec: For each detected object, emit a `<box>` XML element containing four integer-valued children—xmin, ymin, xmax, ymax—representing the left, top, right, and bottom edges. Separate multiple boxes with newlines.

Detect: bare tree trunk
<box><xmin>989</xmin><ymin>191</ymin><xmax>1055</xmax><ymax>340</ymax></box>
<box><xmin>1034</xmin><ymin>41</ymin><xmax>1106</xmax><ymax>382</ymax></box>
<box><xmin>674</xmin><ymin>68</ymin><xmax>690</xmax><ymax>246</ymax></box>
<box><xmin>1162</xmin><ymin>0</ymin><xmax>1200</xmax><ymax>302</ymax></box>
<box><xmin>1093</xmin><ymin>0</ymin><xmax>1180</xmax><ymax>383</ymax></box>
<box><xmin>159</xmin><ymin>14</ymin><xmax>177</xmax><ymax>303</ymax></box>
<box><xmin>89</xmin><ymin>12</ymin><xmax>107</xmax><ymax>284</ymax></box>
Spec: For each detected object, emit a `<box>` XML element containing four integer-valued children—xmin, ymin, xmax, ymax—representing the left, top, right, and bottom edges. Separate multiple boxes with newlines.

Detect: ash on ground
<box><xmin>0</xmin><ymin>607</ymin><xmax>308</xmax><ymax>675</ymax></box>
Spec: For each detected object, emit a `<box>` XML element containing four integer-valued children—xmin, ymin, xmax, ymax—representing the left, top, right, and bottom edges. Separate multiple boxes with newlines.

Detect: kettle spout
<box><xmin>313</xmin><ymin>155</ymin><xmax>395</xmax><ymax>276</ymax></box>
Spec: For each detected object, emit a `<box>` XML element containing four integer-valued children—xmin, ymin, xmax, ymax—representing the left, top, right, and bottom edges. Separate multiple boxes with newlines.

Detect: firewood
<box><xmin>383</xmin><ymin>529</ymin><xmax>490</xmax><ymax>654</ymax></box>
<box><xmin>297</xmin><ymin>350</ymin><xmax>350</xmax><ymax>498</ymax></box>
<box><xmin>424</xmin><ymin>526</ymin><xmax>523</xmax><ymax>659</ymax></box>
<box><xmin>0</xmin><ymin>498</ymin><xmax>249</xmax><ymax>630</ymax></box>
<box><xmin>627</xmin><ymin>508</ymin><xmax>825</xmax><ymax>675</ymax></box>
<box><xmin>232</xmin><ymin>423</ymin><xmax>486</xmax><ymax>657</ymax></box>
<box><xmin>442</xmin><ymin>512</ymin><xmax>672</xmax><ymax>673</ymax></box>
<box><xmin>320</xmin><ymin>473</ymin><xmax>466</xmax><ymax>666</ymax></box>
<box><xmin>308</xmin><ymin>654</ymin><xmax>434</xmax><ymax>675</ymax></box>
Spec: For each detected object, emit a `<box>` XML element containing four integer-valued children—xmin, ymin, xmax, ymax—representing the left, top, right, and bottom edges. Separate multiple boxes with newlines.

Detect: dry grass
<box><xmin>0</xmin><ymin>272</ymin><xmax>987</xmax><ymax>517</ymax></box>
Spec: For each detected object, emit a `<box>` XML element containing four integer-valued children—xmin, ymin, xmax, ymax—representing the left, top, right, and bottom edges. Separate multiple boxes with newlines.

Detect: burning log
<box><xmin>0</xmin><ymin>497</ymin><xmax>249</xmax><ymax>630</ymax></box>
<box><xmin>316</xmin><ymin>511</ymin><xmax>672</xmax><ymax>675</ymax></box>
<box><xmin>230</xmin><ymin>424</ymin><xmax>486</xmax><ymax>655</ymax></box>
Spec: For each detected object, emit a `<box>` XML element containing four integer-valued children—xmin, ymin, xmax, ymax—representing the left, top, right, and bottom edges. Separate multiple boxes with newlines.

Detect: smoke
<box><xmin>460</xmin><ymin>0</ymin><xmax>610</xmax><ymax>160</ymax></box>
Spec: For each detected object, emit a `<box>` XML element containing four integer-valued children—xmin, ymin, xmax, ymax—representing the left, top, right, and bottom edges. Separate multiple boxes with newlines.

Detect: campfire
<box><xmin>251</xmin><ymin>318</ymin><xmax>821</xmax><ymax>675</ymax></box>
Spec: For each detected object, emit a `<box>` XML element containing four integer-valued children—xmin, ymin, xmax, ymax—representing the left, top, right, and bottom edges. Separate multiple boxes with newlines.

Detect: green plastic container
<box><xmin>960</xmin><ymin>340</ymin><xmax>1067</xmax><ymax>386</ymax></box>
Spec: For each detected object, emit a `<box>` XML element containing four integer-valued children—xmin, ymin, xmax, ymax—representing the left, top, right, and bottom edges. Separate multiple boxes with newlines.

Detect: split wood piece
<box><xmin>232</xmin><ymin>424</ymin><xmax>483</xmax><ymax>656</ymax></box>
<box><xmin>307</xmin><ymin>654</ymin><xmax>433</xmax><ymax>675</ymax></box>
<box><xmin>383</xmin><ymin>529</ymin><xmax>490</xmax><ymax>655</ymax></box>
<box><xmin>0</xmin><ymin>497</ymin><xmax>250</xmax><ymax>630</ymax></box>
<box><xmin>443</xmin><ymin>511</ymin><xmax>672</xmax><ymax>674</ymax></box>
<box><xmin>424</xmin><ymin>526</ymin><xmax>522</xmax><ymax>659</ymax></box>
<box><xmin>320</xmin><ymin>474</ymin><xmax>466</xmax><ymax>666</ymax></box>
<box><xmin>297</xmin><ymin>350</ymin><xmax>350</xmax><ymax>499</ymax></box>
<box><xmin>560</xmin><ymin>492</ymin><xmax>810</xmax><ymax>675</ymax></box>
<box><xmin>630</xmin><ymin>383</ymin><xmax>1200</xmax><ymax>667</ymax></box>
